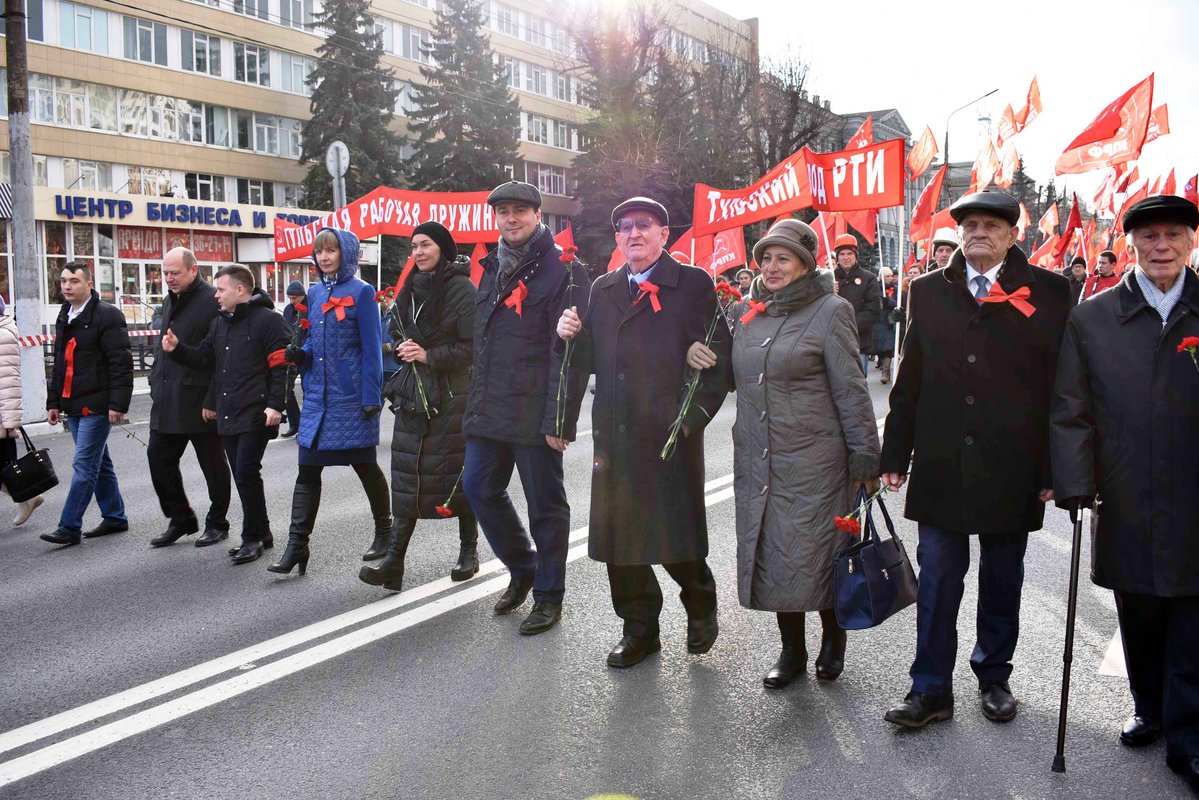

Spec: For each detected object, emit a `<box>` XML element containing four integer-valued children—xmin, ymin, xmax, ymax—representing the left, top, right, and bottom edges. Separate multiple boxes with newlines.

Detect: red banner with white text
<box><xmin>693</xmin><ymin>150</ymin><xmax>811</xmax><ymax>236</ymax></box>
<box><xmin>802</xmin><ymin>139</ymin><xmax>906</xmax><ymax>212</ymax></box>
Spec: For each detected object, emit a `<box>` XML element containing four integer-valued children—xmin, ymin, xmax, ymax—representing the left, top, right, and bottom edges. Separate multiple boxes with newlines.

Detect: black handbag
<box><xmin>1</xmin><ymin>427</ymin><xmax>59</xmax><ymax>503</ymax></box>
<box><xmin>833</xmin><ymin>487</ymin><xmax>918</xmax><ymax>630</ymax></box>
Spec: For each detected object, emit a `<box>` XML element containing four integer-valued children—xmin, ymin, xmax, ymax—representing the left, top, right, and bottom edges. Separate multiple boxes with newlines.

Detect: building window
<box><xmin>553</xmin><ymin>72</ymin><xmax>571</xmax><ymax>102</ymax></box>
<box><xmin>64</xmin><ymin>159</ymin><xmax>112</xmax><ymax>191</ymax></box>
<box><xmin>182</xmin><ymin>31</ymin><xmax>221</xmax><ymax>77</ymax></box>
<box><xmin>525</xmin><ymin>162</ymin><xmax>566</xmax><ymax>196</ymax></box>
<box><xmin>551</xmin><ymin>26</ymin><xmax>570</xmax><ymax>55</ymax></box>
<box><xmin>282</xmin><ymin>54</ymin><xmax>315</xmax><ymax>95</ymax></box>
<box><xmin>524</xmin><ymin>62</ymin><xmax>546</xmax><ymax>95</ymax></box>
<box><xmin>233</xmin><ymin>0</ymin><xmax>268</xmax><ymax>22</ymax></box>
<box><xmin>400</xmin><ymin>25</ymin><xmax>431</xmax><ymax>63</ymax></box>
<box><xmin>175</xmin><ymin>100</ymin><xmax>204</xmax><ymax>143</ymax></box>
<box><xmin>234</xmin><ymin>43</ymin><xmax>271</xmax><ymax>87</ymax></box>
<box><xmin>525</xmin><ymin>113</ymin><xmax>548</xmax><ymax>145</ymax></box>
<box><xmin>127</xmin><ymin>166</ymin><xmax>172</xmax><ymax>196</ymax></box>
<box><xmin>24</xmin><ymin>0</ymin><xmax>44</xmax><ymax>41</ymax></box>
<box><xmin>59</xmin><ymin>2</ymin><xmax>109</xmax><ymax>55</ymax></box>
<box><xmin>122</xmin><ymin>17</ymin><xmax>167</xmax><ymax>66</ymax></box>
<box><xmin>493</xmin><ymin>3</ymin><xmax>517</xmax><ymax>37</ymax></box>
<box><xmin>394</xmin><ymin>81</ymin><xmax>418</xmax><ymax>115</ymax></box>
<box><xmin>185</xmin><ymin>172</ymin><xmax>225</xmax><ymax>201</ymax></box>
<box><xmin>277</xmin><ymin>183</ymin><xmax>304</xmax><ymax>207</ymax></box>
<box><xmin>524</xmin><ymin>15</ymin><xmax>546</xmax><ymax>47</ymax></box>
<box><xmin>280</xmin><ymin>0</ymin><xmax>314</xmax><ymax>30</ymax></box>
<box><xmin>497</xmin><ymin>56</ymin><xmax>520</xmax><ymax>90</ymax></box>
<box><xmin>206</xmin><ymin>104</ymin><xmax>229</xmax><ymax>147</ymax></box>
<box><xmin>553</xmin><ymin>120</ymin><xmax>570</xmax><ymax>149</ymax></box>
<box><xmin>371</xmin><ymin>18</ymin><xmax>393</xmax><ymax>53</ymax></box>
<box><xmin>237</xmin><ymin>178</ymin><xmax>266</xmax><ymax>205</ymax></box>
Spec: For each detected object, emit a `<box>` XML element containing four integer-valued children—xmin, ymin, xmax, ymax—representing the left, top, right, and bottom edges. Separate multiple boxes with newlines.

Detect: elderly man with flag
<box><xmin>1052</xmin><ymin>195</ymin><xmax>1199</xmax><ymax>793</ymax></box>
<box><xmin>880</xmin><ymin>189</ymin><xmax>1072</xmax><ymax>729</ymax></box>
<box><xmin>554</xmin><ymin>196</ymin><xmax>731</xmax><ymax>668</ymax></box>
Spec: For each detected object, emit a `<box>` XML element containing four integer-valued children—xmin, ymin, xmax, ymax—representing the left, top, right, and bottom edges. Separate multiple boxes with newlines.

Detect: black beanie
<box><xmin>411</xmin><ymin>221</ymin><xmax>457</xmax><ymax>262</ymax></box>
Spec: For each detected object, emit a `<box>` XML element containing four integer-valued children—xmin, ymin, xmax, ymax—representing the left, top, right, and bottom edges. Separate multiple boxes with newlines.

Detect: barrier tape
<box><xmin>18</xmin><ymin>330</ymin><xmax>160</xmax><ymax>348</ymax></box>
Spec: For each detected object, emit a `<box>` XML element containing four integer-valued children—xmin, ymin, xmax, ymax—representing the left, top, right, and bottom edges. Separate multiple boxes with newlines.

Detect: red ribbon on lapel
<box><xmin>321</xmin><ymin>294</ymin><xmax>356</xmax><ymax>321</ymax></box>
<box><xmin>62</xmin><ymin>338</ymin><xmax>77</xmax><ymax>398</ymax></box>
<box><xmin>740</xmin><ymin>300</ymin><xmax>768</xmax><ymax>324</ymax></box>
<box><xmin>980</xmin><ymin>283</ymin><xmax>1036</xmax><ymax>318</ymax></box>
<box><xmin>634</xmin><ymin>281</ymin><xmax>662</xmax><ymax>313</ymax></box>
<box><xmin>504</xmin><ymin>280</ymin><xmax>529</xmax><ymax>317</ymax></box>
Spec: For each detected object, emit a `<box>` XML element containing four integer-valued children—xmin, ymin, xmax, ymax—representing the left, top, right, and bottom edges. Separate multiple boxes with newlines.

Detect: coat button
<box><xmin>757</xmin><ymin>373</ymin><xmax>764</xmax><ymax>385</ymax></box>
<box><xmin>760</xmin><ymin>338</ymin><xmax>772</xmax><ymax>347</ymax></box>
<box><xmin>617</xmin><ymin>373</ymin><xmax>625</xmax><ymax>381</ymax></box>
<box><xmin>759</xmin><ymin>411</ymin><xmax>766</xmax><ymax>421</ymax></box>
<box><xmin>965</xmin><ymin>395</ymin><xmax>974</xmax><ymax>405</ymax></box>
<box><xmin>759</xmin><ymin>485</ymin><xmax>768</xmax><ymax>496</ymax></box>
<box><xmin>761</xmin><ymin>448</ymin><xmax>768</xmax><ymax>459</ymax></box>
<box><xmin>618</xmin><ymin>424</ymin><xmax>626</xmax><ymax>433</ymax></box>
<box><xmin>964</xmin><ymin>435</ymin><xmax>974</xmax><ymax>445</ymax></box>
<box><xmin>967</xmin><ymin>354</ymin><xmax>976</xmax><ymax>363</ymax></box>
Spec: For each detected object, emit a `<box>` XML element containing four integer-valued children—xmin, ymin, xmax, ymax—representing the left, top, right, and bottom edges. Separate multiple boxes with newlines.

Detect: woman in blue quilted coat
<box><xmin>269</xmin><ymin>227</ymin><xmax>388</xmax><ymax>576</ymax></box>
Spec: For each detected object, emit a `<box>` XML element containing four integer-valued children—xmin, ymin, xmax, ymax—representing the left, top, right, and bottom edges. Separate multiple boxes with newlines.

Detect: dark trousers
<box><xmin>606</xmin><ymin>560</ymin><xmax>717</xmax><ymax>640</ymax></box>
<box><xmin>463</xmin><ymin>436</ymin><xmax>570</xmax><ymax>604</ymax></box>
<box><xmin>221</xmin><ymin>430</ymin><xmax>271</xmax><ymax>545</ymax></box>
<box><xmin>285</xmin><ymin>383</ymin><xmax>301</xmax><ymax>434</ymax></box>
<box><xmin>147</xmin><ymin>430</ymin><xmax>230</xmax><ymax>530</ymax></box>
<box><xmin>1115</xmin><ymin>591</ymin><xmax>1199</xmax><ymax>757</ymax></box>
<box><xmin>910</xmin><ymin>524</ymin><xmax>1029</xmax><ymax>694</ymax></box>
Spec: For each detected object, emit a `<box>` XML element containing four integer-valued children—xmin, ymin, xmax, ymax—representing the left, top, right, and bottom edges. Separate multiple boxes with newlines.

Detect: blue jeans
<box><xmin>60</xmin><ymin>414</ymin><xmax>127</xmax><ymax>534</ymax></box>
<box><xmin>860</xmin><ymin>353</ymin><xmax>870</xmax><ymax>376</ymax></box>
<box><xmin>463</xmin><ymin>436</ymin><xmax>570</xmax><ymax>604</ymax></box>
<box><xmin>910</xmin><ymin>524</ymin><xmax>1028</xmax><ymax>695</ymax></box>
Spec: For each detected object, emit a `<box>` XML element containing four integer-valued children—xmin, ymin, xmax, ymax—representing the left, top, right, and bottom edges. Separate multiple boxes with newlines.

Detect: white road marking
<box><xmin>0</xmin><ymin>480</ymin><xmax>739</xmax><ymax>787</ymax></box>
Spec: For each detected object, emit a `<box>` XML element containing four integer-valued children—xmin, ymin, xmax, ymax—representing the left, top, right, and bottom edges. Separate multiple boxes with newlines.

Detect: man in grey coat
<box><xmin>1051</xmin><ymin>195</ymin><xmax>1199</xmax><ymax>792</ymax></box>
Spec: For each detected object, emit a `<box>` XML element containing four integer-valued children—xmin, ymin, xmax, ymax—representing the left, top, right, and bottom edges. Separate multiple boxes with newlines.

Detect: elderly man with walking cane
<box><xmin>1051</xmin><ymin>195</ymin><xmax>1199</xmax><ymax>793</ymax></box>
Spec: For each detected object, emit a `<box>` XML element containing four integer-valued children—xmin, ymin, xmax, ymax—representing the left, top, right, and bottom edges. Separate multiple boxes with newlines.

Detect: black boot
<box><xmin>363</xmin><ymin>513</ymin><xmax>391</xmax><ymax>561</ymax></box>
<box><xmin>267</xmin><ymin>484</ymin><xmax>319</xmax><ymax>576</ymax></box>
<box><xmin>764</xmin><ymin>612</ymin><xmax>807</xmax><ymax>689</ymax></box>
<box><xmin>450</xmin><ymin>513</ymin><xmax>479</xmax><ymax>581</ymax></box>
<box><xmin>815</xmin><ymin>608</ymin><xmax>847</xmax><ymax>681</ymax></box>
<box><xmin>360</xmin><ymin>517</ymin><xmax>415</xmax><ymax>591</ymax></box>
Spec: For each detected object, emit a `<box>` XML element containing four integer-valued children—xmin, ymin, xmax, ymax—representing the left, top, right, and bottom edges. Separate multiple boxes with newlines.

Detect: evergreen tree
<box><xmin>300</xmin><ymin>0</ymin><xmax>400</xmax><ymax>209</ymax></box>
<box><xmin>405</xmin><ymin>0</ymin><xmax>520</xmax><ymax>192</ymax></box>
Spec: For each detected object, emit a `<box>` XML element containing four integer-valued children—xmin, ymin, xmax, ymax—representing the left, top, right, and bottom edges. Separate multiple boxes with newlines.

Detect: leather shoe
<box><xmin>763</xmin><ymin>646</ymin><xmax>808</xmax><ymax>689</ymax></box>
<box><xmin>230</xmin><ymin>541</ymin><xmax>264</xmax><ymax>565</ymax></box>
<box><xmin>40</xmin><ymin>528</ymin><xmax>81</xmax><ymax>546</ymax></box>
<box><xmin>196</xmin><ymin>526</ymin><xmax>229</xmax><ymax>547</ymax></box>
<box><xmin>493</xmin><ymin>574</ymin><xmax>535</xmax><ymax>615</ymax></box>
<box><xmin>884</xmin><ymin>691</ymin><xmax>954</xmax><ymax>729</ymax></box>
<box><xmin>518</xmin><ymin>602</ymin><xmax>561</xmax><ymax>636</ymax></box>
<box><xmin>83</xmin><ymin>520</ymin><xmax>129</xmax><ymax>539</ymax></box>
<box><xmin>150</xmin><ymin>517</ymin><xmax>200</xmax><ymax>547</ymax></box>
<box><xmin>1120</xmin><ymin>715</ymin><xmax>1162</xmax><ymax>747</ymax></box>
<box><xmin>228</xmin><ymin>533</ymin><xmax>272</xmax><ymax>555</ymax></box>
<box><xmin>606</xmin><ymin>635</ymin><xmax>662</xmax><ymax>669</ymax></box>
<box><xmin>686</xmin><ymin>612</ymin><xmax>719</xmax><ymax>655</ymax></box>
<box><xmin>980</xmin><ymin>680</ymin><xmax>1017</xmax><ymax>722</ymax></box>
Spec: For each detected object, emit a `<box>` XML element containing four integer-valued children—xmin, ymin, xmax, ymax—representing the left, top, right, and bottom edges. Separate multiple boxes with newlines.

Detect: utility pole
<box><xmin>5</xmin><ymin>0</ymin><xmax>46</xmax><ymax>421</ymax></box>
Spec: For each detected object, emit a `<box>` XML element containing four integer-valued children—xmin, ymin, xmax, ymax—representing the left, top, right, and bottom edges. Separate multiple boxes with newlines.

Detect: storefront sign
<box><xmin>47</xmin><ymin>190</ymin><xmax>313</xmax><ymax>233</ymax></box>
<box><xmin>117</xmin><ymin>226</ymin><xmax>163</xmax><ymax>260</ymax></box>
<box><xmin>165</xmin><ymin>229</ymin><xmax>191</xmax><ymax>252</ymax></box>
<box><xmin>192</xmin><ymin>231</ymin><xmax>234</xmax><ymax>262</ymax></box>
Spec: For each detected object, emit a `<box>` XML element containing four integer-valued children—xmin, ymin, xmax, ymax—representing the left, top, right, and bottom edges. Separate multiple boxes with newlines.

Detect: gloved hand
<box><xmin>1063</xmin><ymin>496</ymin><xmax>1094</xmax><ymax>525</ymax></box>
<box><xmin>284</xmin><ymin>344</ymin><xmax>306</xmax><ymax>366</ymax></box>
<box><xmin>361</xmin><ymin>405</ymin><xmax>381</xmax><ymax>420</ymax></box>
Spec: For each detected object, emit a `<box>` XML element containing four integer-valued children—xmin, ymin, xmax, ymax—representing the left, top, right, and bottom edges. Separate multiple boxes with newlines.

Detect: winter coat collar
<box><xmin>943</xmin><ymin>245</ymin><xmax>1036</xmax><ymax>294</ymax></box>
<box><xmin>57</xmin><ymin>288</ymin><xmax>101</xmax><ymax>327</ymax></box>
<box><xmin>228</xmin><ymin>289</ymin><xmax>274</xmax><ymax>322</ymax></box>
<box><xmin>1115</xmin><ymin>266</ymin><xmax>1199</xmax><ymax>325</ymax></box>
<box><xmin>314</xmin><ymin>227</ymin><xmax>361</xmax><ymax>285</ymax></box>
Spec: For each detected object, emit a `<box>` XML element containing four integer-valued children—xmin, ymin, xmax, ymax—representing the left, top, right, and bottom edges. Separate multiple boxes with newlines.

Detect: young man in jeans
<box><xmin>41</xmin><ymin>262</ymin><xmax>133</xmax><ymax>546</ymax></box>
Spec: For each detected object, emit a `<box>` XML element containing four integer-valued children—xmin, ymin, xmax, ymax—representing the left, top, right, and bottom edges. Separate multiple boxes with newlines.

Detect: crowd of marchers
<box><xmin>5</xmin><ymin>180</ymin><xmax>1199</xmax><ymax>794</ymax></box>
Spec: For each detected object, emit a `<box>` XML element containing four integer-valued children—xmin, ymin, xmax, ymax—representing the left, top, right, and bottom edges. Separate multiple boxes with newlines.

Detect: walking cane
<box><xmin>1052</xmin><ymin>503</ymin><xmax>1087</xmax><ymax>773</ymax></box>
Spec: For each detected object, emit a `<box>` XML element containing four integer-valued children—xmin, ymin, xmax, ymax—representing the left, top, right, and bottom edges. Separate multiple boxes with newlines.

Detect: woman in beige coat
<box><xmin>0</xmin><ymin>297</ymin><xmax>44</xmax><ymax>525</ymax></box>
<box><xmin>692</xmin><ymin>218</ymin><xmax>880</xmax><ymax>689</ymax></box>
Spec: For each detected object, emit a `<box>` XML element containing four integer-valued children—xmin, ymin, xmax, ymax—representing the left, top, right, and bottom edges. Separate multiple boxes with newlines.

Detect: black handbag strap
<box><xmin>855</xmin><ymin>485</ymin><xmax>901</xmax><ymax>546</ymax></box>
<box><xmin>16</xmin><ymin>426</ymin><xmax>36</xmax><ymax>454</ymax></box>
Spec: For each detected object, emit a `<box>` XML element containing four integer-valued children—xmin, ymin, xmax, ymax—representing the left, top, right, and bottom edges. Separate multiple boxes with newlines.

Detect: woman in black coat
<box><xmin>360</xmin><ymin>222</ymin><xmax>478</xmax><ymax>591</ymax></box>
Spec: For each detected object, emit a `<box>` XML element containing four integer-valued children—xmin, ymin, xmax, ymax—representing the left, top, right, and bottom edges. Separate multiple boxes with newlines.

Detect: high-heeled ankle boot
<box><xmin>359</xmin><ymin>517</ymin><xmax>415</xmax><ymax>591</ymax></box>
<box><xmin>450</xmin><ymin>514</ymin><xmax>479</xmax><ymax>581</ymax></box>
<box><xmin>362</xmin><ymin>513</ymin><xmax>391</xmax><ymax>561</ymax></box>
<box><xmin>815</xmin><ymin>608</ymin><xmax>847</xmax><ymax>680</ymax></box>
<box><xmin>764</xmin><ymin>612</ymin><xmax>808</xmax><ymax>689</ymax></box>
<box><xmin>267</xmin><ymin>484</ymin><xmax>320</xmax><ymax>575</ymax></box>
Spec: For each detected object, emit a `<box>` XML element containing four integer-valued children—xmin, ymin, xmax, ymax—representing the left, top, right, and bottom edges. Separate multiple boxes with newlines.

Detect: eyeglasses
<box><xmin>616</xmin><ymin>218</ymin><xmax>662</xmax><ymax>235</ymax></box>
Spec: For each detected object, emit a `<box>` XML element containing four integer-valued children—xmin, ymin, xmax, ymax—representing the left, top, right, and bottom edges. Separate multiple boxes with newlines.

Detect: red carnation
<box><xmin>81</xmin><ymin>407</ymin><xmax>90</xmax><ymax>417</ymax></box>
<box><xmin>1179</xmin><ymin>336</ymin><xmax>1199</xmax><ymax>372</ymax></box>
<box><xmin>300</xmin><ymin>319</ymin><xmax>311</xmax><ymax>330</ymax></box>
<box><xmin>559</xmin><ymin>245</ymin><xmax>579</xmax><ymax>264</ymax></box>
<box><xmin>434</xmin><ymin>505</ymin><xmax>454</xmax><ymax>518</ymax></box>
<box><xmin>295</xmin><ymin>303</ymin><xmax>308</xmax><ymax>313</ymax></box>
<box><xmin>834</xmin><ymin>516</ymin><xmax>861</xmax><ymax>535</ymax></box>
<box><xmin>714</xmin><ymin>281</ymin><xmax>742</xmax><ymax>303</ymax></box>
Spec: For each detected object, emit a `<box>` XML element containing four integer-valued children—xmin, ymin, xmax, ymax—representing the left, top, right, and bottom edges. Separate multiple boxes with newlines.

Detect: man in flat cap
<box><xmin>929</xmin><ymin>228</ymin><xmax>958</xmax><ymax>271</ymax></box>
<box><xmin>462</xmin><ymin>181</ymin><xmax>591</xmax><ymax>635</ymax></box>
<box><xmin>1067</xmin><ymin>257</ymin><xmax>1088</xmax><ymax>307</ymax></box>
<box><xmin>880</xmin><ymin>188</ymin><xmax>1072</xmax><ymax>729</ymax></box>
<box><xmin>553</xmin><ymin>196</ymin><xmax>730</xmax><ymax>668</ymax></box>
<box><xmin>1051</xmin><ymin>195</ymin><xmax>1199</xmax><ymax>791</ymax></box>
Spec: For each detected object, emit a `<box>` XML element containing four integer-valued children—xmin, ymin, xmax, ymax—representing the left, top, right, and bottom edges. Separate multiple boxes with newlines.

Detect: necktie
<box><xmin>973</xmin><ymin>276</ymin><xmax>990</xmax><ymax>303</ymax></box>
<box><xmin>629</xmin><ymin>277</ymin><xmax>638</xmax><ymax>300</ymax></box>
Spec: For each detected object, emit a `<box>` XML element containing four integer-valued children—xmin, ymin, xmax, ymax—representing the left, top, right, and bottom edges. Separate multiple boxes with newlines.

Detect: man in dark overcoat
<box><xmin>146</xmin><ymin>247</ymin><xmax>231</xmax><ymax>547</ymax></box>
<box><xmin>554</xmin><ymin>197</ymin><xmax>731</xmax><ymax>668</ymax></box>
<box><xmin>832</xmin><ymin>234</ymin><xmax>880</xmax><ymax>375</ymax></box>
<box><xmin>462</xmin><ymin>181</ymin><xmax>591</xmax><ymax>636</ymax></box>
<box><xmin>1051</xmin><ymin>195</ymin><xmax>1199</xmax><ymax>792</ymax></box>
<box><xmin>879</xmin><ymin>189</ymin><xmax>1071</xmax><ymax>729</ymax></box>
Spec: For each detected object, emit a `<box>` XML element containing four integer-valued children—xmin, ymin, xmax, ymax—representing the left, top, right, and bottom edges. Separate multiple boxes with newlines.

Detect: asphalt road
<box><xmin>0</xmin><ymin>373</ymin><xmax>1189</xmax><ymax>800</ymax></box>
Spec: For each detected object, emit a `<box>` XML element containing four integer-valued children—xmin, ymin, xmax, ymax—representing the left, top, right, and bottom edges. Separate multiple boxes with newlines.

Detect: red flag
<box><xmin>468</xmin><ymin>243</ymin><xmax>486</xmax><ymax>287</ymax></box>
<box><xmin>1078</xmin><ymin>217</ymin><xmax>1096</xmax><ymax>265</ymax></box>
<box><xmin>666</xmin><ymin>227</ymin><xmax>715</xmax><ymax>269</ymax></box>
<box><xmin>1037</xmin><ymin>202</ymin><xmax>1059</xmax><ymax>238</ymax></box>
<box><xmin>996</xmin><ymin>104</ymin><xmax>1017</xmax><ymax>147</ymax></box>
<box><xmin>844</xmin><ymin>210</ymin><xmax>878</xmax><ymax>244</ymax></box>
<box><xmin>397</xmin><ymin>251</ymin><xmax>416</xmax><ymax>289</ymax></box>
<box><xmin>813</xmin><ymin>211</ymin><xmax>848</xmax><ymax>267</ymax></box>
<box><xmin>1017</xmin><ymin>202</ymin><xmax>1031</xmax><ymax>243</ymax></box>
<box><xmin>1146</xmin><ymin>104</ymin><xmax>1170</xmax><ymax>143</ymax></box>
<box><xmin>904</xmin><ymin>250</ymin><xmax>917</xmax><ymax>270</ymax></box>
<box><xmin>1184</xmin><ymin>174</ymin><xmax>1199</xmax><ymax>206</ymax></box>
<box><xmin>1030</xmin><ymin>234</ymin><xmax>1060</xmax><ymax>268</ymax></box>
<box><xmin>995</xmin><ymin>142</ymin><xmax>1020</xmax><ymax>189</ymax></box>
<box><xmin>707</xmin><ymin>228</ymin><xmax>748</xmax><ymax>276</ymax></box>
<box><xmin>1162</xmin><ymin>169</ymin><xmax>1177</xmax><ymax>197</ymax></box>
<box><xmin>803</xmin><ymin>139</ymin><xmax>906</xmax><ymax>212</ymax></box>
<box><xmin>909</xmin><ymin>164</ymin><xmax>947</xmax><ymax>244</ymax></box>
<box><xmin>606</xmin><ymin>247</ymin><xmax>624</xmax><ymax>273</ymax></box>
<box><xmin>1052</xmin><ymin>195</ymin><xmax>1083</xmax><ymax>265</ymax></box>
<box><xmin>1055</xmin><ymin>74</ymin><xmax>1155</xmax><ymax>175</ymax></box>
<box><xmin>1114</xmin><ymin>181</ymin><xmax>1150</xmax><ymax>235</ymax></box>
<box><xmin>1018</xmin><ymin>76</ymin><xmax>1042</xmax><ymax>130</ymax></box>
<box><xmin>847</xmin><ymin>115</ymin><xmax>873</xmax><ymax>150</ymax></box>
<box><xmin>1093</xmin><ymin>167</ymin><xmax>1124</xmax><ymax>216</ymax></box>
<box><xmin>968</xmin><ymin>141</ymin><xmax>1000</xmax><ymax>193</ymax></box>
<box><xmin>906</xmin><ymin>126</ymin><xmax>939</xmax><ymax>181</ymax></box>
<box><xmin>553</xmin><ymin>223</ymin><xmax>575</xmax><ymax>250</ymax></box>
<box><xmin>1117</xmin><ymin>165</ymin><xmax>1140</xmax><ymax>193</ymax></box>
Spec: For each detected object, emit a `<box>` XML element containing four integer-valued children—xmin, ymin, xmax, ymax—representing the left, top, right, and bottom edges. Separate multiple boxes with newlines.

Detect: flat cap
<box><xmin>1122</xmin><ymin>194</ymin><xmax>1199</xmax><ymax>233</ymax></box>
<box><xmin>611</xmin><ymin>196</ymin><xmax>669</xmax><ymax>229</ymax></box>
<box><xmin>486</xmin><ymin>181</ymin><xmax>542</xmax><ymax>209</ymax></box>
<box><xmin>752</xmin><ymin>218</ymin><xmax>818</xmax><ymax>272</ymax></box>
<box><xmin>1070</xmin><ymin>256</ymin><xmax>1087</xmax><ymax>267</ymax></box>
<box><xmin>931</xmin><ymin>227</ymin><xmax>958</xmax><ymax>248</ymax></box>
<box><xmin>949</xmin><ymin>189</ymin><xmax>1021</xmax><ymax>226</ymax></box>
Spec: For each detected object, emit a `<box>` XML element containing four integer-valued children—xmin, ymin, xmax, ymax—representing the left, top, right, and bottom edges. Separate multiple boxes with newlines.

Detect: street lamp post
<box><xmin>943</xmin><ymin>88</ymin><xmax>999</xmax><ymax>187</ymax></box>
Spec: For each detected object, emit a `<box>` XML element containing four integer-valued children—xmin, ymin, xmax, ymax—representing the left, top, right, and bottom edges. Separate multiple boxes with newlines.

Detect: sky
<box><xmin>704</xmin><ymin>0</ymin><xmax>1198</xmax><ymax>210</ymax></box>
